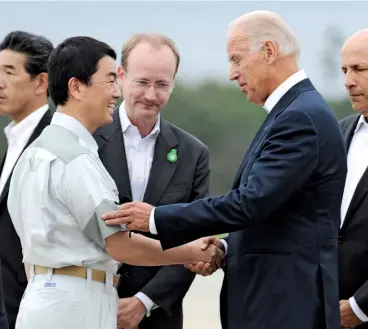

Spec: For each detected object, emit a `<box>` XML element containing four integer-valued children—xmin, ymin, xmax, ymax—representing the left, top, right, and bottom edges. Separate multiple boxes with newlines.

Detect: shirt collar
<box><xmin>354</xmin><ymin>115</ymin><xmax>368</xmax><ymax>133</ymax></box>
<box><xmin>264</xmin><ymin>69</ymin><xmax>308</xmax><ymax>113</ymax></box>
<box><xmin>4</xmin><ymin>104</ymin><xmax>49</xmax><ymax>145</ymax></box>
<box><xmin>51</xmin><ymin>112</ymin><xmax>99</xmax><ymax>156</ymax></box>
<box><xmin>119</xmin><ymin>101</ymin><xmax>160</xmax><ymax>137</ymax></box>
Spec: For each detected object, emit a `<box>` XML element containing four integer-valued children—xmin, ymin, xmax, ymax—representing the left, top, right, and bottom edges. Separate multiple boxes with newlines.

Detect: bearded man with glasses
<box><xmin>93</xmin><ymin>33</ymin><xmax>213</xmax><ymax>329</ymax></box>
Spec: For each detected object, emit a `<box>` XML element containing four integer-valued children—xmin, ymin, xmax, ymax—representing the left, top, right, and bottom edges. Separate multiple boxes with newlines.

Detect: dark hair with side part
<box><xmin>47</xmin><ymin>36</ymin><xmax>117</xmax><ymax>106</ymax></box>
<box><xmin>0</xmin><ymin>30</ymin><xmax>54</xmax><ymax>78</ymax></box>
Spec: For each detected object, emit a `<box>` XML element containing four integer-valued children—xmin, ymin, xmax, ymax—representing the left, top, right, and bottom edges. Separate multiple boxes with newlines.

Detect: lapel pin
<box><xmin>167</xmin><ymin>149</ymin><xmax>178</xmax><ymax>163</ymax></box>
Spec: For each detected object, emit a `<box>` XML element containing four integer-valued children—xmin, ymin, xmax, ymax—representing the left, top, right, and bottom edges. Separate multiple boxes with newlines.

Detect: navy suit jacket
<box><xmin>153</xmin><ymin>79</ymin><xmax>347</xmax><ymax>329</ymax></box>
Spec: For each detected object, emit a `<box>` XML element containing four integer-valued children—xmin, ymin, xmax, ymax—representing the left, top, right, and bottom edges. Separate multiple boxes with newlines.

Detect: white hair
<box><xmin>228</xmin><ymin>10</ymin><xmax>300</xmax><ymax>59</ymax></box>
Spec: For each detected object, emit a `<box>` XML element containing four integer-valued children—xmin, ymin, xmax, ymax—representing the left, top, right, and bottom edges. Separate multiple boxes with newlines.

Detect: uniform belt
<box><xmin>33</xmin><ymin>265</ymin><xmax>120</xmax><ymax>287</ymax></box>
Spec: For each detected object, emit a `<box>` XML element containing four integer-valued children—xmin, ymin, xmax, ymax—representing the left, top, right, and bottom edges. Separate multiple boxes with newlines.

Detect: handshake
<box><xmin>184</xmin><ymin>236</ymin><xmax>225</xmax><ymax>276</ymax></box>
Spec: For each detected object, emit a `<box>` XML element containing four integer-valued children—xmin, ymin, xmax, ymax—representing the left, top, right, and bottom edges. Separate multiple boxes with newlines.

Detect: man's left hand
<box><xmin>102</xmin><ymin>202</ymin><xmax>152</xmax><ymax>232</ymax></box>
<box><xmin>340</xmin><ymin>299</ymin><xmax>363</xmax><ymax>329</ymax></box>
<box><xmin>117</xmin><ymin>297</ymin><xmax>146</xmax><ymax>329</ymax></box>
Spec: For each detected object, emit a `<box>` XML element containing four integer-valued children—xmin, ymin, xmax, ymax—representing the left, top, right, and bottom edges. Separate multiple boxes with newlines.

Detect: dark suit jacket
<box><xmin>339</xmin><ymin>113</ymin><xmax>368</xmax><ymax>329</ymax></box>
<box><xmin>153</xmin><ymin>79</ymin><xmax>347</xmax><ymax>329</ymax></box>
<box><xmin>94</xmin><ymin>108</ymin><xmax>210</xmax><ymax>329</ymax></box>
<box><xmin>0</xmin><ymin>260</ymin><xmax>9</xmax><ymax>329</ymax></box>
<box><xmin>0</xmin><ymin>110</ymin><xmax>52</xmax><ymax>329</ymax></box>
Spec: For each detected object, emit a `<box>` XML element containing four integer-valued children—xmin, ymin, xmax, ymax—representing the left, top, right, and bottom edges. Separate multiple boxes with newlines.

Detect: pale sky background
<box><xmin>0</xmin><ymin>1</ymin><xmax>366</xmax><ymax>99</ymax></box>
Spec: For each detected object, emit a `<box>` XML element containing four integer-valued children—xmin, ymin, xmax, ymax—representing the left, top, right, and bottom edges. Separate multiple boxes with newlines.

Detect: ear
<box><xmin>117</xmin><ymin>65</ymin><xmax>126</xmax><ymax>87</ymax></box>
<box><xmin>67</xmin><ymin>77</ymin><xmax>87</xmax><ymax>102</ymax></box>
<box><xmin>34</xmin><ymin>72</ymin><xmax>49</xmax><ymax>96</ymax></box>
<box><xmin>263</xmin><ymin>40</ymin><xmax>278</xmax><ymax>64</ymax></box>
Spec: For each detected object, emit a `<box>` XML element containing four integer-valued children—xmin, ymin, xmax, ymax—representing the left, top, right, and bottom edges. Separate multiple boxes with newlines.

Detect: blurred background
<box><xmin>0</xmin><ymin>0</ymin><xmax>363</xmax><ymax>196</ymax></box>
<box><xmin>0</xmin><ymin>1</ymin><xmax>363</xmax><ymax>327</ymax></box>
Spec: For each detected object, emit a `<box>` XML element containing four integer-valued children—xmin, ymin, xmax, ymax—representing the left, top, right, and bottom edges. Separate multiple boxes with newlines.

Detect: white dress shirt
<box><xmin>120</xmin><ymin>102</ymin><xmax>160</xmax><ymax>202</ymax></box>
<box><xmin>8</xmin><ymin>112</ymin><xmax>122</xmax><ymax>274</ymax></box>
<box><xmin>340</xmin><ymin>115</ymin><xmax>368</xmax><ymax>322</ymax></box>
<box><xmin>148</xmin><ymin>69</ymin><xmax>309</xmax><ymax>255</ymax></box>
<box><xmin>119</xmin><ymin>102</ymin><xmax>161</xmax><ymax>315</ymax></box>
<box><xmin>0</xmin><ymin>104</ymin><xmax>49</xmax><ymax>196</ymax></box>
<box><xmin>263</xmin><ymin>69</ymin><xmax>308</xmax><ymax>113</ymax></box>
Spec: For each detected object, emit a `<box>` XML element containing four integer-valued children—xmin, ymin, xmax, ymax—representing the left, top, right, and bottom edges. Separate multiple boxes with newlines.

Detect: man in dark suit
<box><xmin>338</xmin><ymin>29</ymin><xmax>368</xmax><ymax>329</ymax></box>
<box><xmin>0</xmin><ymin>31</ymin><xmax>53</xmax><ymax>329</ymax></box>
<box><xmin>94</xmin><ymin>33</ymin><xmax>210</xmax><ymax>329</ymax></box>
<box><xmin>102</xmin><ymin>11</ymin><xmax>347</xmax><ymax>329</ymax></box>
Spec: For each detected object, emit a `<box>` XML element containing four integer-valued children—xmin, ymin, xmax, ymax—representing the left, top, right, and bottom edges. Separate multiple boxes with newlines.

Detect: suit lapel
<box><xmin>143</xmin><ymin>119</ymin><xmax>179</xmax><ymax>205</ymax></box>
<box><xmin>342</xmin><ymin>167</ymin><xmax>368</xmax><ymax>232</ymax></box>
<box><xmin>340</xmin><ymin>114</ymin><xmax>365</xmax><ymax>232</ymax></box>
<box><xmin>341</xmin><ymin>114</ymin><xmax>360</xmax><ymax>155</ymax></box>
<box><xmin>96</xmin><ymin>109</ymin><xmax>132</xmax><ymax>199</ymax></box>
<box><xmin>0</xmin><ymin>151</ymin><xmax>6</xmax><ymax>176</ymax></box>
<box><xmin>0</xmin><ymin>109</ymin><xmax>52</xmax><ymax>205</ymax></box>
<box><xmin>232</xmin><ymin>116</ymin><xmax>269</xmax><ymax>188</ymax></box>
<box><xmin>232</xmin><ymin>78</ymin><xmax>315</xmax><ymax>189</ymax></box>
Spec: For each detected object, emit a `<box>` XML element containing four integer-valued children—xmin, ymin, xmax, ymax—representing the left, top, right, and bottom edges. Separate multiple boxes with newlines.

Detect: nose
<box><xmin>344</xmin><ymin>70</ymin><xmax>357</xmax><ymax>90</ymax></box>
<box><xmin>144</xmin><ymin>85</ymin><xmax>157</xmax><ymax>101</ymax></box>
<box><xmin>229</xmin><ymin>66</ymin><xmax>239</xmax><ymax>81</ymax></box>
<box><xmin>0</xmin><ymin>72</ymin><xmax>6</xmax><ymax>89</ymax></box>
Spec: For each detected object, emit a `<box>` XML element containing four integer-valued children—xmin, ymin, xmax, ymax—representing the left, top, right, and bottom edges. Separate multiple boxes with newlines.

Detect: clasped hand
<box><xmin>185</xmin><ymin>236</ymin><xmax>225</xmax><ymax>276</ymax></box>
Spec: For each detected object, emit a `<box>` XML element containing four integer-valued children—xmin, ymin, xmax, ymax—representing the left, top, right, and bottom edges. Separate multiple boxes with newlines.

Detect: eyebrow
<box><xmin>1</xmin><ymin>64</ymin><xmax>16</xmax><ymax>71</ymax></box>
<box><xmin>107</xmin><ymin>72</ymin><xmax>117</xmax><ymax>79</ymax></box>
<box><xmin>342</xmin><ymin>63</ymin><xmax>367</xmax><ymax>70</ymax></box>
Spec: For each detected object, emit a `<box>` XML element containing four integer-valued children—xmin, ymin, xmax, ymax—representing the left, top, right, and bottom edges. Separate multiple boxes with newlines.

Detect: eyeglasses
<box><xmin>131</xmin><ymin>79</ymin><xmax>174</xmax><ymax>94</ymax></box>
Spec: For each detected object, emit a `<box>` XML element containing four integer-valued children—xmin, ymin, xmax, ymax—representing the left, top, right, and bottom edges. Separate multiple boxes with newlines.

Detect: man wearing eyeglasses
<box><xmin>94</xmin><ymin>33</ymin><xmax>211</xmax><ymax>329</ymax></box>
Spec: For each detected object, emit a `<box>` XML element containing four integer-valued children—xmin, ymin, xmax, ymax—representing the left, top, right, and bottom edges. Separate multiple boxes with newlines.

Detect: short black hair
<box><xmin>0</xmin><ymin>30</ymin><xmax>54</xmax><ymax>78</ymax></box>
<box><xmin>47</xmin><ymin>36</ymin><xmax>117</xmax><ymax>106</ymax></box>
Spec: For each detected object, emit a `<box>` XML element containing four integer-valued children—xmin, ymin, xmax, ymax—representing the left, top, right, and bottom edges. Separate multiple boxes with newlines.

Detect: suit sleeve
<box><xmin>353</xmin><ymin>280</ymin><xmax>368</xmax><ymax>320</ymax></box>
<box><xmin>155</xmin><ymin>109</ymin><xmax>319</xmax><ymax>250</ymax></box>
<box><xmin>138</xmin><ymin>146</ymin><xmax>210</xmax><ymax>315</ymax></box>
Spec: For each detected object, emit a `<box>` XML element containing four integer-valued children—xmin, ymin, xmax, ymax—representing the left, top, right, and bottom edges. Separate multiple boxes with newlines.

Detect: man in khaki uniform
<box><xmin>7</xmin><ymin>36</ymin><xmax>223</xmax><ymax>329</ymax></box>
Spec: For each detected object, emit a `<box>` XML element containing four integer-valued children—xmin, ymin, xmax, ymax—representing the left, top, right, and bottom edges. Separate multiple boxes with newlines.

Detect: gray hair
<box><xmin>228</xmin><ymin>10</ymin><xmax>300</xmax><ymax>59</ymax></box>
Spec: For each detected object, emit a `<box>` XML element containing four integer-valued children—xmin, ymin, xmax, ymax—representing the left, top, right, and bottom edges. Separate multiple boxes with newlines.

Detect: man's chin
<box><xmin>352</xmin><ymin>103</ymin><xmax>367</xmax><ymax>115</ymax></box>
<box><xmin>0</xmin><ymin>106</ymin><xmax>11</xmax><ymax>115</ymax></box>
<box><xmin>102</xmin><ymin>114</ymin><xmax>113</xmax><ymax>126</ymax></box>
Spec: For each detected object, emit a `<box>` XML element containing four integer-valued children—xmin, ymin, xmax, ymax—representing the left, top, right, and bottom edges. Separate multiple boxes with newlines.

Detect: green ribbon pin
<box><xmin>167</xmin><ymin>149</ymin><xmax>178</xmax><ymax>163</ymax></box>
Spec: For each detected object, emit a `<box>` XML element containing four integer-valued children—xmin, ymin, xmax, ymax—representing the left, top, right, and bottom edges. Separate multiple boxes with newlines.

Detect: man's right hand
<box><xmin>185</xmin><ymin>237</ymin><xmax>225</xmax><ymax>276</ymax></box>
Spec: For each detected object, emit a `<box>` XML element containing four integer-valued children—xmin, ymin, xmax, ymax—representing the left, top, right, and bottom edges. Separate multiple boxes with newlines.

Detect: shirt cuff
<box><xmin>135</xmin><ymin>292</ymin><xmax>158</xmax><ymax>317</ymax></box>
<box><xmin>149</xmin><ymin>207</ymin><xmax>157</xmax><ymax>234</ymax></box>
<box><xmin>220</xmin><ymin>239</ymin><xmax>228</xmax><ymax>255</ymax></box>
<box><xmin>349</xmin><ymin>296</ymin><xmax>368</xmax><ymax>322</ymax></box>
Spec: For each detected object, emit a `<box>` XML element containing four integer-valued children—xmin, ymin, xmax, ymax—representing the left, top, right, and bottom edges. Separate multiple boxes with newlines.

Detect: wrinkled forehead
<box><xmin>227</xmin><ymin>26</ymin><xmax>249</xmax><ymax>49</ymax></box>
<box><xmin>130</xmin><ymin>60</ymin><xmax>174</xmax><ymax>80</ymax></box>
<box><xmin>126</xmin><ymin>45</ymin><xmax>176</xmax><ymax>81</ymax></box>
<box><xmin>0</xmin><ymin>49</ymin><xmax>27</xmax><ymax>71</ymax></box>
<box><xmin>342</xmin><ymin>40</ymin><xmax>368</xmax><ymax>67</ymax></box>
